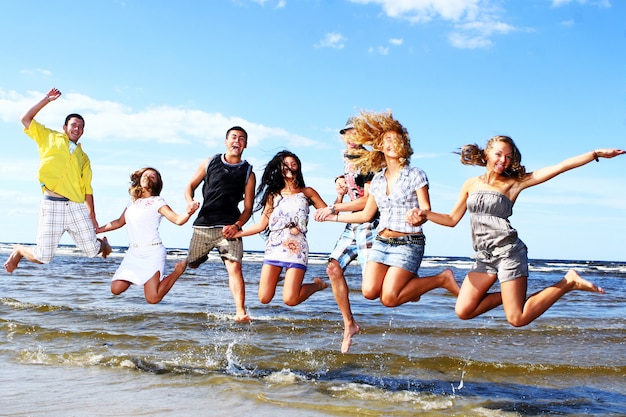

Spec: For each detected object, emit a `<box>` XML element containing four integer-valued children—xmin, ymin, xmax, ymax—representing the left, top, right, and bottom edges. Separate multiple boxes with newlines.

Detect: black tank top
<box><xmin>193</xmin><ymin>154</ymin><xmax>252</xmax><ymax>227</ymax></box>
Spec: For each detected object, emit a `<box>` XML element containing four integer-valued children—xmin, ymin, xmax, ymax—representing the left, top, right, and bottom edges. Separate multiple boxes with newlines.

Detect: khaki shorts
<box><xmin>187</xmin><ymin>227</ymin><xmax>243</xmax><ymax>267</ymax></box>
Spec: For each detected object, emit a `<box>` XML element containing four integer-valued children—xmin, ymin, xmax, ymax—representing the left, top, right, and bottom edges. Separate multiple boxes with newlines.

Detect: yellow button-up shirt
<box><xmin>25</xmin><ymin>119</ymin><xmax>93</xmax><ymax>203</ymax></box>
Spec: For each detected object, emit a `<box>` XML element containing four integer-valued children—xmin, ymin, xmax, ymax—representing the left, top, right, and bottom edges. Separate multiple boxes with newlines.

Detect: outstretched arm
<box><xmin>21</xmin><ymin>88</ymin><xmax>61</xmax><ymax>128</ymax></box>
<box><xmin>409</xmin><ymin>178</ymin><xmax>473</xmax><ymax>227</ymax></box>
<box><xmin>320</xmin><ymin>193</ymin><xmax>379</xmax><ymax>224</ymax></box>
<box><xmin>233</xmin><ymin>199</ymin><xmax>271</xmax><ymax>238</ymax></box>
<box><xmin>97</xmin><ymin>209</ymin><xmax>127</xmax><ymax>234</ymax></box>
<box><xmin>520</xmin><ymin>149</ymin><xmax>625</xmax><ymax>191</ymax></box>
<box><xmin>159</xmin><ymin>202</ymin><xmax>199</xmax><ymax>226</ymax></box>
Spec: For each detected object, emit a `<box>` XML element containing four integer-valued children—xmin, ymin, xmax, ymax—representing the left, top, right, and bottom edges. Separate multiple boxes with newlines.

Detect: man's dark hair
<box><xmin>64</xmin><ymin>113</ymin><xmax>85</xmax><ymax>126</ymax></box>
<box><xmin>226</xmin><ymin>126</ymin><xmax>247</xmax><ymax>141</ymax></box>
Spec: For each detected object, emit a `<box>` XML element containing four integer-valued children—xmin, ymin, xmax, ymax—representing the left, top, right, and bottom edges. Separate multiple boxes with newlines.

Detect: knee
<box><xmin>455</xmin><ymin>305</ymin><xmax>473</xmax><ymax>320</ymax></box>
<box><xmin>362</xmin><ymin>288</ymin><xmax>379</xmax><ymax>301</ymax></box>
<box><xmin>505</xmin><ymin>313</ymin><xmax>527</xmax><ymax>328</ymax></box>
<box><xmin>283</xmin><ymin>297</ymin><xmax>298</xmax><ymax>307</ymax></box>
<box><xmin>258</xmin><ymin>294</ymin><xmax>272</xmax><ymax>305</ymax></box>
<box><xmin>326</xmin><ymin>262</ymin><xmax>344</xmax><ymax>283</ymax></box>
<box><xmin>379</xmin><ymin>293</ymin><xmax>401</xmax><ymax>308</ymax></box>
<box><xmin>145</xmin><ymin>295</ymin><xmax>160</xmax><ymax>305</ymax></box>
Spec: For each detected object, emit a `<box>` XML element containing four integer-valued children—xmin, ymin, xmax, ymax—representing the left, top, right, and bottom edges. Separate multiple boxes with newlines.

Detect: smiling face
<box><xmin>63</xmin><ymin>117</ymin><xmax>84</xmax><ymax>143</ymax></box>
<box><xmin>486</xmin><ymin>141</ymin><xmax>513</xmax><ymax>174</ymax></box>
<box><xmin>140</xmin><ymin>169</ymin><xmax>158</xmax><ymax>189</ymax></box>
<box><xmin>225</xmin><ymin>129</ymin><xmax>247</xmax><ymax>158</ymax></box>
<box><xmin>138</xmin><ymin>168</ymin><xmax>163</xmax><ymax>196</ymax></box>
<box><xmin>342</xmin><ymin>128</ymin><xmax>361</xmax><ymax>150</ymax></box>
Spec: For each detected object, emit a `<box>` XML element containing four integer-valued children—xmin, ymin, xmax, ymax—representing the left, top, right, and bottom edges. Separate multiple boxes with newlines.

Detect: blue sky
<box><xmin>1</xmin><ymin>0</ymin><xmax>624</xmax><ymax>262</ymax></box>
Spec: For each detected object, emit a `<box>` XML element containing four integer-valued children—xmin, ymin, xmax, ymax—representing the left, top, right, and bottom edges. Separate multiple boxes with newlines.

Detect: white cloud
<box><xmin>389</xmin><ymin>38</ymin><xmax>404</xmax><ymax>45</ymax></box>
<box><xmin>316</xmin><ymin>32</ymin><xmax>347</xmax><ymax>49</ymax></box>
<box><xmin>551</xmin><ymin>0</ymin><xmax>611</xmax><ymax>7</ymax></box>
<box><xmin>20</xmin><ymin>68</ymin><xmax>52</xmax><ymax>77</ymax></box>
<box><xmin>350</xmin><ymin>0</ymin><xmax>512</xmax><ymax>49</ymax></box>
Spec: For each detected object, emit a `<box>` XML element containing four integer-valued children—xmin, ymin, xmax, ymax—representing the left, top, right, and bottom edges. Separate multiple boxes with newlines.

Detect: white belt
<box><xmin>130</xmin><ymin>242</ymin><xmax>162</xmax><ymax>248</ymax></box>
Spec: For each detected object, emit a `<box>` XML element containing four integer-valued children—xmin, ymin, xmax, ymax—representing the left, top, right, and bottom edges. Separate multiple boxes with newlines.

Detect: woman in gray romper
<box><xmin>408</xmin><ymin>135</ymin><xmax>624</xmax><ymax>327</ymax></box>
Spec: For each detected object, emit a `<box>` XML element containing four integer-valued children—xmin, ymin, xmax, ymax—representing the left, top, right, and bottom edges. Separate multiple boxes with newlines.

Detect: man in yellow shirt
<box><xmin>4</xmin><ymin>88</ymin><xmax>111</xmax><ymax>273</ymax></box>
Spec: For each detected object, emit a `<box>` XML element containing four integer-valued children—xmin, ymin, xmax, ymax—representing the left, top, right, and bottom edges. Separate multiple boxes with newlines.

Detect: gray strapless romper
<box><xmin>467</xmin><ymin>190</ymin><xmax>528</xmax><ymax>282</ymax></box>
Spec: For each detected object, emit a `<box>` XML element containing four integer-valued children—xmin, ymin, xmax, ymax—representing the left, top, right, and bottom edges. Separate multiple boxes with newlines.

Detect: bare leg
<box><xmin>362</xmin><ymin>261</ymin><xmax>388</xmax><ymax>300</ymax></box>
<box><xmin>455</xmin><ymin>272</ymin><xmax>503</xmax><ymax>320</ymax></box>
<box><xmin>4</xmin><ymin>245</ymin><xmax>42</xmax><ymax>273</ymax></box>
<box><xmin>111</xmin><ymin>279</ymin><xmax>132</xmax><ymax>296</ymax></box>
<box><xmin>502</xmin><ymin>269</ymin><xmax>604</xmax><ymax>327</ymax></box>
<box><xmin>144</xmin><ymin>260</ymin><xmax>188</xmax><ymax>304</ymax></box>
<box><xmin>380</xmin><ymin>268</ymin><xmax>459</xmax><ymax>307</ymax></box>
<box><xmin>224</xmin><ymin>260</ymin><xmax>250</xmax><ymax>322</ymax></box>
<box><xmin>327</xmin><ymin>260</ymin><xmax>360</xmax><ymax>353</ymax></box>
<box><xmin>282</xmin><ymin>267</ymin><xmax>328</xmax><ymax>306</ymax></box>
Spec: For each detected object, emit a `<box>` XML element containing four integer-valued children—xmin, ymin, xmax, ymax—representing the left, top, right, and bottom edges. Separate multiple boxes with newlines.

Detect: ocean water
<box><xmin>1</xmin><ymin>243</ymin><xmax>625</xmax><ymax>417</ymax></box>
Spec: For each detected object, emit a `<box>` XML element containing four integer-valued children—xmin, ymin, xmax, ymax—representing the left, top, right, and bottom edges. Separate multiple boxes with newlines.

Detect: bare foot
<box><xmin>439</xmin><ymin>269</ymin><xmax>460</xmax><ymax>296</ymax></box>
<box><xmin>168</xmin><ymin>261</ymin><xmax>187</xmax><ymax>282</ymax></box>
<box><xmin>4</xmin><ymin>247</ymin><xmax>23</xmax><ymax>273</ymax></box>
<box><xmin>235</xmin><ymin>312</ymin><xmax>251</xmax><ymax>323</ymax></box>
<box><xmin>565</xmin><ymin>269</ymin><xmax>604</xmax><ymax>294</ymax></box>
<box><xmin>314</xmin><ymin>277</ymin><xmax>329</xmax><ymax>292</ymax></box>
<box><xmin>341</xmin><ymin>320</ymin><xmax>360</xmax><ymax>354</ymax></box>
<box><xmin>98</xmin><ymin>237</ymin><xmax>112</xmax><ymax>258</ymax></box>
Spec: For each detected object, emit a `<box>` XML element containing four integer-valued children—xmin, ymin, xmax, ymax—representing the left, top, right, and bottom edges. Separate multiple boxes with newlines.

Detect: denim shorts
<box><xmin>368</xmin><ymin>234</ymin><xmax>425</xmax><ymax>275</ymax></box>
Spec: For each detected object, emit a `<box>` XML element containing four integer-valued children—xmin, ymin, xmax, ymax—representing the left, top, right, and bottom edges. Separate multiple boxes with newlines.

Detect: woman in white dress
<box><xmin>97</xmin><ymin>167</ymin><xmax>199</xmax><ymax>303</ymax></box>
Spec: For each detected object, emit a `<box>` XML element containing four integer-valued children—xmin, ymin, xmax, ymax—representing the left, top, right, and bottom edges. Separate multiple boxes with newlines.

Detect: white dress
<box><xmin>112</xmin><ymin>196</ymin><xmax>167</xmax><ymax>286</ymax></box>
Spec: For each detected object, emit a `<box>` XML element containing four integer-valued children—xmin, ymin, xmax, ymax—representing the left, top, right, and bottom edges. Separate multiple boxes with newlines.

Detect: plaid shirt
<box><xmin>370</xmin><ymin>166</ymin><xmax>428</xmax><ymax>234</ymax></box>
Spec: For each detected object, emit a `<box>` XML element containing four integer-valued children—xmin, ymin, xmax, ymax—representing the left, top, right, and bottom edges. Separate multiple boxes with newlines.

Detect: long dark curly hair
<box><xmin>254</xmin><ymin>150</ymin><xmax>306</xmax><ymax>213</ymax></box>
<box><xmin>129</xmin><ymin>167</ymin><xmax>163</xmax><ymax>201</ymax></box>
<box><xmin>457</xmin><ymin>135</ymin><xmax>527</xmax><ymax>180</ymax></box>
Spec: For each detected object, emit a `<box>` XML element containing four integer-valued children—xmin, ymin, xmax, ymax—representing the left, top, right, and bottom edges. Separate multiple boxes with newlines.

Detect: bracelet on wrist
<box><xmin>234</xmin><ymin>222</ymin><xmax>242</xmax><ymax>231</ymax></box>
<box><xmin>330</xmin><ymin>205</ymin><xmax>337</xmax><ymax>215</ymax></box>
<box><xmin>593</xmin><ymin>151</ymin><xmax>599</xmax><ymax>162</ymax></box>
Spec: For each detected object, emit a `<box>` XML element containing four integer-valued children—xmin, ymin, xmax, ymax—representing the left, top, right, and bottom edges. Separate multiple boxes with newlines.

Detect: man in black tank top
<box><xmin>183</xmin><ymin>126</ymin><xmax>256</xmax><ymax>322</ymax></box>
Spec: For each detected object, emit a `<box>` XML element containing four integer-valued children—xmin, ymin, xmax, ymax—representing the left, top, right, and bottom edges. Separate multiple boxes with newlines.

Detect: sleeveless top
<box><xmin>193</xmin><ymin>154</ymin><xmax>253</xmax><ymax>227</ymax></box>
<box><xmin>264</xmin><ymin>193</ymin><xmax>311</xmax><ymax>268</ymax></box>
<box><xmin>467</xmin><ymin>190</ymin><xmax>522</xmax><ymax>254</ymax></box>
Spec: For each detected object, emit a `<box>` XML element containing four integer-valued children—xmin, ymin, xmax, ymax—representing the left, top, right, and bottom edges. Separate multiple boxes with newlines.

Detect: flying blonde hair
<box><xmin>345</xmin><ymin>110</ymin><xmax>413</xmax><ymax>174</ymax></box>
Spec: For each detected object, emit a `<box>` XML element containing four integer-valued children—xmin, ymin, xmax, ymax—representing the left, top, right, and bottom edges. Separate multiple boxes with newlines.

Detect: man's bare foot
<box><xmin>235</xmin><ymin>312</ymin><xmax>251</xmax><ymax>323</ymax></box>
<box><xmin>341</xmin><ymin>320</ymin><xmax>360</xmax><ymax>354</ymax></box>
<box><xmin>564</xmin><ymin>269</ymin><xmax>604</xmax><ymax>294</ymax></box>
<box><xmin>4</xmin><ymin>247</ymin><xmax>23</xmax><ymax>273</ymax></box>
<box><xmin>314</xmin><ymin>277</ymin><xmax>329</xmax><ymax>292</ymax></box>
<box><xmin>98</xmin><ymin>237</ymin><xmax>112</xmax><ymax>258</ymax></box>
<box><xmin>439</xmin><ymin>269</ymin><xmax>460</xmax><ymax>296</ymax></box>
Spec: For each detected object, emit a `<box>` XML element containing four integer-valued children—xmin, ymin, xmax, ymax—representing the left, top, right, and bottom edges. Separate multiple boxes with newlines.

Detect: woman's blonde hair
<box><xmin>346</xmin><ymin>110</ymin><xmax>413</xmax><ymax>174</ymax></box>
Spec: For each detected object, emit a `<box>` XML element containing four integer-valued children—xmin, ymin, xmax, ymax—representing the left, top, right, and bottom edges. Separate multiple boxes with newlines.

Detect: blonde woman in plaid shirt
<box><xmin>318</xmin><ymin>111</ymin><xmax>459</xmax><ymax>307</ymax></box>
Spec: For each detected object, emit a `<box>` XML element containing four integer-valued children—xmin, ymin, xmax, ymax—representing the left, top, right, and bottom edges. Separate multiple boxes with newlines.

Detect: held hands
<box><xmin>405</xmin><ymin>208</ymin><xmax>427</xmax><ymax>227</ymax></box>
<box><xmin>187</xmin><ymin>200</ymin><xmax>200</xmax><ymax>215</ymax></box>
<box><xmin>314</xmin><ymin>206</ymin><xmax>335</xmax><ymax>222</ymax></box>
